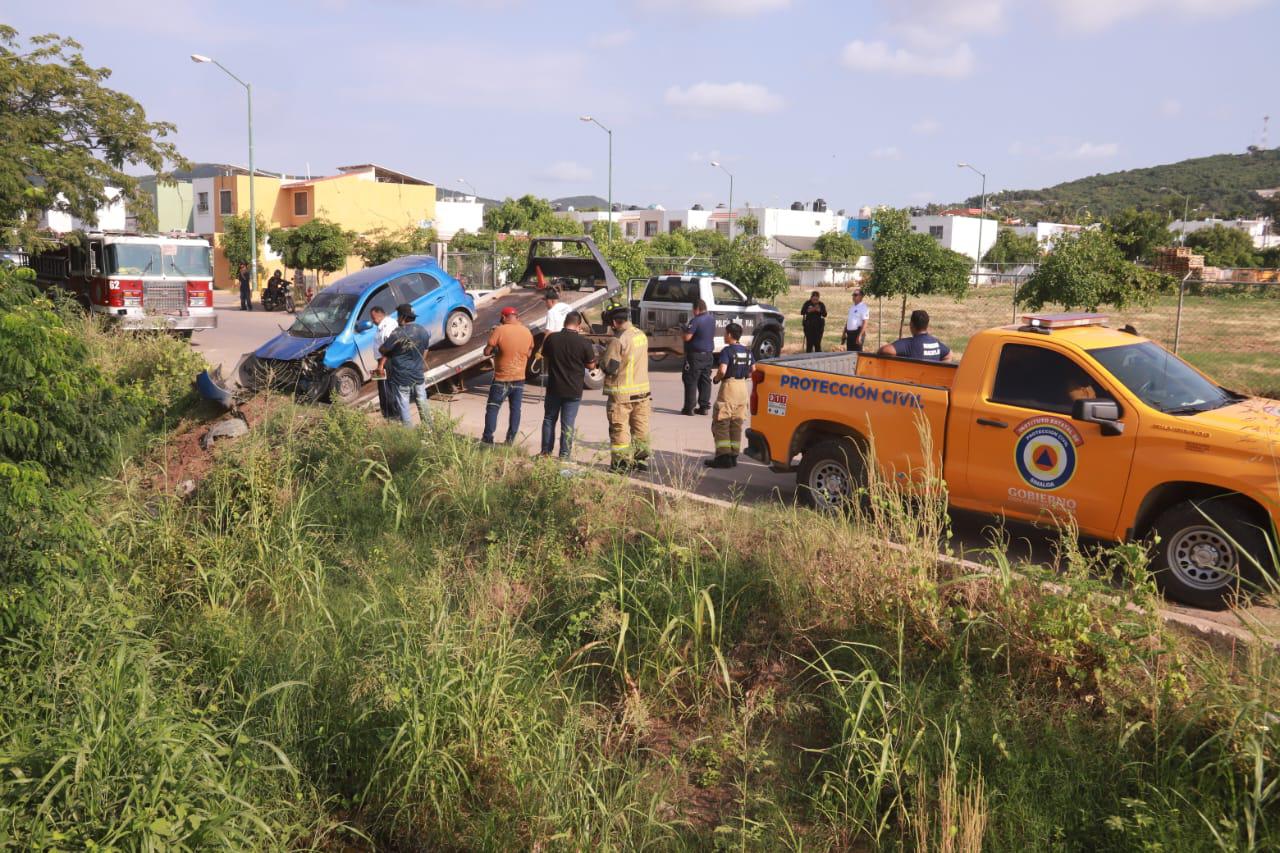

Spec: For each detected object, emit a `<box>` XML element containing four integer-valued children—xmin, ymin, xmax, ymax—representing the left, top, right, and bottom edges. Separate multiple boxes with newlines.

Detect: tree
<box><xmin>648</xmin><ymin>229</ymin><xmax>698</xmax><ymax>258</ymax></box>
<box><xmin>737</xmin><ymin>213</ymin><xmax>759</xmax><ymax>236</ymax></box>
<box><xmin>813</xmin><ymin>230</ymin><xmax>865</xmax><ymax>264</ymax></box>
<box><xmin>0</xmin><ymin>27</ymin><xmax>184</xmax><ymax>250</ymax></box>
<box><xmin>483</xmin><ymin>195</ymin><xmax>562</xmax><ymax>234</ymax></box>
<box><xmin>220</xmin><ymin>212</ymin><xmax>266</xmax><ymax>272</ymax></box>
<box><xmin>866</xmin><ymin>208</ymin><xmax>972</xmax><ymax>332</ymax></box>
<box><xmin>687</xmin><ymin>228</ymin><xmax>730</xmax><ymax>258</ymax></box>
<box><xmin>269</xmin><ymin>218</ymin><xmax>353</xmax><ymax>286</ymax></box>
<box><xmin>1184</xmin><ymin>224</ymin><xmax>1260</xmax><ymax>268</ymax></box>
<box><xmin>983</xmin><ymin>228</ymin><xmax>1041</xmax><ymax>264</ymax></box>
<box><xmin>788</xmin><ymin>249</ymin><xmax>822</xmax><ymax>264</ymax></box>
<box><xmin>1105</xmin><ymin>208</ymin><xmax>1174</xmax><ymax>262</ymax></box>
<box><xmin>355</xmin><ymin>226</ymin><xmax>437</xmax><ymax>267</ymax></box>
<box><xmin>715</xmin><ymin>235</ymin><xmax>787</xmax><ymax>300</ymax></box>
<box><xmin>1017</xmin><ymin>228</ymin><xmax>1168</xmax><ymax>311</ymax></box>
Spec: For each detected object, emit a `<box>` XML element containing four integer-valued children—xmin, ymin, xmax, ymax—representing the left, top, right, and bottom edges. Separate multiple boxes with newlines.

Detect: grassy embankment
<box><xmin>2</xmin><ymin>349</ymin><xmax>1279</xmax><ymax>850</ymax></box>
<box><xmin>775</xmin><ymin>285</ymin><xmax>1280</xmax><ymax>396</ymax></box>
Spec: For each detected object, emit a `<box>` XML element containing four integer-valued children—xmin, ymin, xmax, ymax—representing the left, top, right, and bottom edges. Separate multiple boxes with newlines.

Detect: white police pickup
<box><xmin>631</xmin><ymin>274</ymin><xmax>786</xmax><ymax>360</ymax></box>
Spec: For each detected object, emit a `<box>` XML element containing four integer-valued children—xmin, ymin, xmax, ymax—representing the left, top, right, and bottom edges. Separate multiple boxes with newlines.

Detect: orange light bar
<box><xmin>1021</xmin><ymin>312</ymin><xmax>1108</xmax><ymax>329</ymax></box>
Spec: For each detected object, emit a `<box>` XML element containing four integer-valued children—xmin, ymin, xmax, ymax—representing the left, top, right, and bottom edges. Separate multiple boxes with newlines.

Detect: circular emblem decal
<box><xmin>1015</xmin><ymin>424</ymin><xmax>1078</xmax><ymax>491</ymax></box>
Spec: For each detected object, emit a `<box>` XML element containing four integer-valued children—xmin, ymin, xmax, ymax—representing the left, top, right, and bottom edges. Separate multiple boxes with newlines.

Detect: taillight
<box><xmin>187</xmin><ymin>280</ymin><xmax>211</xmax><ymax>307</ymax></box>
<box><xmin>108</xmin><ymin>279</ymin><xmax>142</xmax><ymax>308</ymax></box>
<box><xmin>749</xmin><ymin>368</ymin><xmax>765</xmax><ymax>416</ymax></box>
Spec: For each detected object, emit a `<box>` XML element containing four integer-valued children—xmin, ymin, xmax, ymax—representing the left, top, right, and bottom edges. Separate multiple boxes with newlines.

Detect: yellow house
<box><xmin>193</xmin><ymin>164</ymin><xmax>437</xmax><ymax>289</ymax></box>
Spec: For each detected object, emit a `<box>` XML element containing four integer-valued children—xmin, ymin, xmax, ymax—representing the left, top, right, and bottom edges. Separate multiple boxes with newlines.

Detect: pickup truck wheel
<box><xmin>752</xmin><ymin>330</ymin><xmax>782</xmax><ymax>361</ymax></box>
<box><xmin>327</xmin><ymin>365</ymin><xmax>364</xmax><ymax>406</ymax></box>
<box><xmin>1150</xmin><ymin>499</ymin><xmax>1270</xmax><ymax>610</ymax></box>
<box><xmin>584</xmin><ymin>367</ymin><xmax>605</xmax><ymax>391</ymax></box>
<box><xmin>797</xmin><ymin>438</ymin><xmax>866</xmax><ymax>512</ymax></box>
<box><xmin>445</xmin><ymin>309</ymin><xmax>474</xmax><ymax>347</ymax></box>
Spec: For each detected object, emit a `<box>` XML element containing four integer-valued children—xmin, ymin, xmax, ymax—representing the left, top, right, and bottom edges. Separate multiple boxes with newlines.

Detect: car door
<box><xmin>354</xmin><ymin>283</ymin><xmax>400</xmax><ymax>375</ymax></box>
<box><xmin>960</xmin><ymin>341</ymin><xmax>1139</xmax><ymax>537</ymax></box>
<box><xmin>392</xmin><ymin>272</ymin><xmax>443</xmax><ymax>344</ymax></box>
<box><xmin>709</xmin><ymin>279</ymin><xmax>753</xmax><ymax>349</ymax></box>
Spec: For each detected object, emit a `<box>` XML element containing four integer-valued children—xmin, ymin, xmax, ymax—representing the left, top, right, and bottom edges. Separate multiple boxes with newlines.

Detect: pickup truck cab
<box><xmin>745</xmin><ymin>313</ymin><xmax>1280</xmax><ymax>609</ymax></box>
<box><xmin>631</xmin><ymin>274</ymin><xmax>785</xmax><ymax>361</ymax></box>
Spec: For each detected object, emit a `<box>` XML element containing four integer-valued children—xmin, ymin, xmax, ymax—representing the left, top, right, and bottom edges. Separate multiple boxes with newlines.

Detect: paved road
<box><xmin>194</xmin><ymin>297</ymin><xmax>1280</xmax><ymax>635</ymax></box>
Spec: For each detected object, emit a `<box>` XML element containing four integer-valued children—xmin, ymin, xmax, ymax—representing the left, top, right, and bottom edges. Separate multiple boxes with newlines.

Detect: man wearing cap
<box><xmin>378</xmin><ymin>302</ymin><xmax>432</xmax><ymax>427</ymax></box>
<box><xmin>600</xmin><ymin>305</ymin><xmax>651</xmax><ymax>472</ymax></box>
<box><xmin>842</xmin><ymin>288</ymin><xmax>870</xmax><ymax>352</ymax></box>
<box><xmin>482</xmin><ymin>306</ymin><xmax>534</xmax><ymax>445</ymax></box>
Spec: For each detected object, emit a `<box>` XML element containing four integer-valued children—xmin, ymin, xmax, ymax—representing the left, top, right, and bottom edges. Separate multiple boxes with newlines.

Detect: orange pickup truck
<box><xmin>744</xmin><ymin>313</ymin><xmax>1280</xmax><ymax>609</ymax></box>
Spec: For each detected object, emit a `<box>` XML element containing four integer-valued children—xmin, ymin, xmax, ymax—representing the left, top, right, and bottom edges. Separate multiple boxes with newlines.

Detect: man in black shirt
<box><xmin>378</xmin><ymin>303</ymin><xmax>432</xmax><ymax>426</ymax></box>
<box><xmin>539</xmin><ymin>311</ymin><xmax>598</xmax><ymax>458</ymax></box>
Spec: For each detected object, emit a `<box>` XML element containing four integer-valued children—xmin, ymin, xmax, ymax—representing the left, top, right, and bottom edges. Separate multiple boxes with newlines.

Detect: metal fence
<box><xmin>442</xmin><ymin>251</ymin><xmax>497</xmax><ymax>291</ymax></box>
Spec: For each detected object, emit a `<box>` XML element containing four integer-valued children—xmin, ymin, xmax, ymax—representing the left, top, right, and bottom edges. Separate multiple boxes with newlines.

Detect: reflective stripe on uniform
<box><xmin>604</xmin><ymin>385</ymin><xmax>650</xmax><ymax>396</ymax></box>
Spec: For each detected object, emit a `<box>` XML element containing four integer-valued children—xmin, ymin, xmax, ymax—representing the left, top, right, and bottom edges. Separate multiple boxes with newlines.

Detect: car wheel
<box><xmin>584</xmin><ymin>366</ymin><xmax>605</xmax><ymax>391</ymax></box>
<box><xmin>445</xmin><ymin>309</ymin><xmax>473</xmax><ymax>347</ymax></box>
<box><xmin>1150</xmin><ymin>499</ymin><xmax>1270</xmax><ymax>610</ymax></box>
<box><xmin>327</xmin><ymin>365</ymin><xmax>364</xmax><ymax>406</ymax></box>
<box><xmin>752</xmin><ymin>329</ymin><xmax>782</xmax><ymax>361</ymax></box>
<box><xmin>796</xmin><ymin>438</ymin><xmax>866</xmax><ymax>511</ymax></box>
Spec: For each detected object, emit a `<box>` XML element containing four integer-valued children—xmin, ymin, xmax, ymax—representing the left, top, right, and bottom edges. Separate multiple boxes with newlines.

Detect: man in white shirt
<box><xmin>370</xmin><ymin>305</ymin><xmax>400</xmax><ymax>419</ymax></box>
<box><xmin>543</xmin><ymin>288</ymin><xmax>571</xmax><ymax>333</ymax></box>
<box><xmin>842</xmin><ymin>288</ymin><xmax>870</xmax><ymax>352</ymax></box>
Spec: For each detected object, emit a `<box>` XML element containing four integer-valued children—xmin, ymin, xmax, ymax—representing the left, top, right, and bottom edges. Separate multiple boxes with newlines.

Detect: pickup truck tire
<box><xmin>797</xmin><ymin>438</ymin><xmax>866</xmax><ymax>512</ymax></box>
<box><xmin>328</xmin><ymin>365</ymin><xmax>364</xmax><ymax>406</ymax></box>
<box><xmin>752</xmin><ymin>330</ymin><xmax>782</xmax><ymax>362</ymax></box>
<box><xmin>584</xmin><ymin>367</ymin><xmax>605</xmax><ymax>391</ymax></box>
<box><xmin>445</xmin><ymin>309</ymin><xmax>474</xmax><ymax>347</ymax></box>
<box><xmin>1150</xmin><ymin>499</ymin><xmax>1269</xmax><ymax>610</ymax></box>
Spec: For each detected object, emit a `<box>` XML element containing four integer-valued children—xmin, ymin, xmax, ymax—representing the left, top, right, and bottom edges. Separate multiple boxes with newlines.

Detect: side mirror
<box><xmin>1073</xmin><ymin>398</ymin><xmax>1124</xmax><ymax>436</ymax></box>
<box><xmin>355</xmin><ymin>319</ymin><xmax>374</xmax><ymax>333</ymax></box>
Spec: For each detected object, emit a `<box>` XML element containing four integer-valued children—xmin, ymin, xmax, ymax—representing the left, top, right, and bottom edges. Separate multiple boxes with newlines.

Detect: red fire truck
<box><xmin>29</xmin><ymin>232</ymin><xmax>217</xmax><ymax>334</ymax></box>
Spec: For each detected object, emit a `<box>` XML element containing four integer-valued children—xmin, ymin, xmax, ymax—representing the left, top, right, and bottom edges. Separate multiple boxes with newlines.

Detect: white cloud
<box><xmin>912</xmin><ymin>117</ymin><xmax>942</xmax><ymax>135</ymax></box>
<box><xmin>1159</xmin><ymin>98</ymin><xmax>1183</xmax><ymax>118</ymax></box>
<box><xmin>640</xmin><ymin>0</ymin><xmax>790</xmax><ymax>15</ymax></box>
<box><xmin>664</xmin><ymin>82</ymin><xmax>784</xmax><ymax>114</ymax></box>
<box><xmin>1046</xmin><ymin>0</ymin><xmax>1266</xmax><ymax>32</ymax></box>
<box><xmin>841</xmin><ymin>40</ymin><xmax>975</xmax><ymax>77</ymax></box>
<box><xmin>542</xmin><ymin>161</ymin><xmax>592</xmax><ymax>182</ymax></box>
<box><xmin>888</xmin><ymin>0</ymin><xmax>1008</xmax><ymax>46</ymax></box>
<box><xmin>1066</xmin><ymin>141</ymin><xmax>1119</xmax><ymax>159</ymax></box>
<box><xmin>870</xmin><ymin>146</ymin><xmax>903</xmax><ymax>160</ymax></box>
<box><xmin>688</xmin><ymin>149</ymin><xmax>723</xmax><ymax>162</ymax></box>
<box><xmin>590</xmin><ymin>30</ymin><xmax>633</xmax><ymax>49</ymax></box>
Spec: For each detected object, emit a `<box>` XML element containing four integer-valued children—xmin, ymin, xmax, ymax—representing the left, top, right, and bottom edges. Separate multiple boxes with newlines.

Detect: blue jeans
<box><xmin>394</xmin><ymin>381</ymin><xmax>429</xmax><ymax>426</ymax></box>
<box><xmin>483</xmin><ymin>380</ymin><xmax>524</xmax><ymax>444</ymax></box>
<box><xmin>541</xmin><ymin>392</ymin><xmax>582</xmax><ymax>458</ymax></box>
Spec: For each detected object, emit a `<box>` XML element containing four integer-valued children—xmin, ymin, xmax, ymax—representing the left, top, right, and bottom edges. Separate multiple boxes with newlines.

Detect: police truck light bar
<box><xmin>1021</xmin><ymin>313</ymin><xmax>1107</xmax><ymax>329</ymax></box>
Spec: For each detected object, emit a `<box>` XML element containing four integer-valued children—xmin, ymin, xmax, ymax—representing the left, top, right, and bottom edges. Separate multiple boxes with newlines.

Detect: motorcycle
<box><xmin>261</xmin><ymin>279</ymin><xmax>294</xmax><ymax>312</ymax></box>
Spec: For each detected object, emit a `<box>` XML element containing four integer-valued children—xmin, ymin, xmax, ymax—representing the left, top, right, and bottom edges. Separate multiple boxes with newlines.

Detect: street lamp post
<box><xmin>579</xmin><ymin>116</ymin><xmax>612</xmax><ymax>243</ymax></box>
<box><xmin>191</xmin><ymin>54</ymin><xmax>256</xmax><ymax>290</ymax></box>
<box><xmin>957</xmin><ymin>162</ymin><xmax>987</xmax><ymax>290</ymax></box>
<box><xmin>457</xmin><ymin>178</ymin><xmax>478</xmax><ymax>199</ymax></box>
<box><xmin>1159</xmin><ymin>187</ymin><xmax>1192</xmax><ymax>245</ymax></box>
<box><xmin>710</xmin><ymin>161</ymin><xmax>735</xmax><ymax>240</ymax></box>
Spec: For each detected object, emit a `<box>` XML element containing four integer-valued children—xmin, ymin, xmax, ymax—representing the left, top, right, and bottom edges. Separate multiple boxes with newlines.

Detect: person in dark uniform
<box><xmin>681</xmin><ymin>299</ymin><xmax>716</xmax><ymax>415</ymax></box>
<box><xmin>237</xmin><ymin>262</ymin><xmax>252</xmax><ymax>311</ymax></box>
<box><xmin>879</xmin><ymin>309</ymin><xmax>951</xmax><ymax>362</ymax></box>
<box><xmin>800</xmin><ymin>290</ymin><xmax>827</xmax><ymax>352</ymax></box>
<box><xmin>704</xmin><ymin>322</ymin><xmax>754</xmax><ymax>468</ymax></box>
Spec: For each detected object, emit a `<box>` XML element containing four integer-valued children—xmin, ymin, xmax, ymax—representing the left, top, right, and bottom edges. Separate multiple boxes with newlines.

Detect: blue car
<box><xmin>245</xmin><ymin>255</ymin><xmax>475</xmax><ymax>403</ymax></box>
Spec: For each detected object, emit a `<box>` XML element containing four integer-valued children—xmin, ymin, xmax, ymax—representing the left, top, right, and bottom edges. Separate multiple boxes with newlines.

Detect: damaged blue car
<box><xmin>243</xmin><ymin>256</ymin><xmax>475</xmax><ymax>404</ymax></box>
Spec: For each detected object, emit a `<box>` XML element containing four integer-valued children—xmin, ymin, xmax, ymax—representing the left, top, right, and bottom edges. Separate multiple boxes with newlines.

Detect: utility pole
<box><xmin>192</xmin><ymin>54</ymin><xmax>256</xmax><ymax>288</ymax></box>
<box><xmin>579</xmin><ymin>116</ymin><xmax>613</xmax><ymax>243</ymax></box>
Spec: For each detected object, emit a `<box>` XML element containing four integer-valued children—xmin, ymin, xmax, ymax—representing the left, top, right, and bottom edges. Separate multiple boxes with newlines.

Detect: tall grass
<box><xmin>1</xmin><ymin>397</ymin><xmax>1276</xmax><ymax>849</ymax></box>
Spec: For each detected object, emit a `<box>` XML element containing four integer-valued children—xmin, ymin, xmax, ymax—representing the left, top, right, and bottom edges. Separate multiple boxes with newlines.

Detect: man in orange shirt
<box><xmin>482</xmin><ymin>305</ymin><xmax>535</xmax><ymax>445</ymax></box>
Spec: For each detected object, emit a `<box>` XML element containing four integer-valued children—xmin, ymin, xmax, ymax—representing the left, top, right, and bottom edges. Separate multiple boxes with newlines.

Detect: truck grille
<box><xmin>144</xmin><ymin>280</ymin><xmax>187</xmax><ymax>312</ymax></box>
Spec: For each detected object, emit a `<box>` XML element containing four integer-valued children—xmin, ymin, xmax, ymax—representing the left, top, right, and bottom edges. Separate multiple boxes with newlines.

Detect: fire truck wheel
<box><xmin>328</xmin><ymin>366</ymin><xmax>364</xmax><ymax>406</ymax></box>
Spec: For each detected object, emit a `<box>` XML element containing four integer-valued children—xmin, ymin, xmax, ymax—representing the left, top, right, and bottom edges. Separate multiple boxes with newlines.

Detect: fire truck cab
<box><xmin>30</xmin><ymin>232</ymin><xmax>217</xmax><ymax>334</ymax></box>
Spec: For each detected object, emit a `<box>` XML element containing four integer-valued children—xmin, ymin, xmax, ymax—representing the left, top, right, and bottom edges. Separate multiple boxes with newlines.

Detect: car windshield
<box><xmin>288</xmin><ymin>290</ymin><xmax>358</xmax><ymax>338</ymax></box>
<box><xmin>163</xmin><ymin>245</ymin><xmax>212</xmax><ymax>277</ymax></box>
<box><xmin>1088</xmin><ymin>341</ymin><xmax>1234</xmax><ymax>414</ymax></box>
<box><xmin>106</xmin><ymin>243</ymin><xmax>161</xmax><ymax>275</ymax></box>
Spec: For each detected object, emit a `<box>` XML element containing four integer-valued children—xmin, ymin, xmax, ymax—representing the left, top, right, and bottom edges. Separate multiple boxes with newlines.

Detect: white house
<box><xmin>39</xmin><ymin>187</ymin><xmax>127</xmax><ymax>233</ymax></box>
<box><xmin>1011</xmin><ymin>221</ymin><xmax>1082</xmax><ymax>252</ymax></box>
<box><xmin>432</xmin><ymin>197</ymin><xmax>484</xmax><ymax>240</ymax></box>
<box><xmin>909</xmin><ymin>214</ymin><xmax>998</xmax><ymax>260</ymax></box>
<box><xmin>1169</xmin><ymin>217</ymin><xmax>1273</xmax><ymax>249</ymax></box>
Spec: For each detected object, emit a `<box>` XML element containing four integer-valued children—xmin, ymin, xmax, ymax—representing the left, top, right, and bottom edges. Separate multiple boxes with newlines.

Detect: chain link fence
<box><xmin>442</xmin><ymin>251</ymin><xmax>497</xmax><ymax>291</ymax></box>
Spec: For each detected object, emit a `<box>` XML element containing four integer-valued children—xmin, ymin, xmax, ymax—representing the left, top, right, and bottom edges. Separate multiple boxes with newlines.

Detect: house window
<box><xmin>197</xmin><ymin>192</ymin><xmax>209</xmax><ymax>214</ymax></box>
<box><xmin>625</xmin><ymin>222</ymin><xmax>638</xmax><ymax>238</ymax></box>
<box><xmin>668</xmin><ymin>220</ymin><xmax>682</xmax><ymax>232</ymax></box>
<box><xmin>928</xmin><ymin>225</ymin><xmax>944</xmax><ymax>240</ymax></box>
<box><xmin>644</xmin><ymin>221</ymin><xmax>658</xmax><ymax>238</ymax></box>
<box><xmin>294</xmin><ymin>191</ymin><xmax>309</xmax><ymax>217</ymax></box>
<box><xmin>219</xmin><ymin>189</ymin><xmax>233</xmax><ymax>215</ymax></box>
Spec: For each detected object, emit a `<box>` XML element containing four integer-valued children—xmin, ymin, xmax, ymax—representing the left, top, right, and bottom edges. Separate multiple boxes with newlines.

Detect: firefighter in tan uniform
<box><xmin>704</xmin><ymin>322</ymin><xmax>753</xmax><ymax>468</ymax></box>
<box><xmin>601</xmin><ymin>306</ymin><xmax>651</xmax><ymax>472</ymax></box>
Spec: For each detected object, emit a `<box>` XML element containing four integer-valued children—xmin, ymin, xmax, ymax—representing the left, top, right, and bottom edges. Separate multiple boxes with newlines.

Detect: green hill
<box><xmin>981</xmin><ymin>149</ymin><xmax>1280</xmax><ymax>221</ymax></box>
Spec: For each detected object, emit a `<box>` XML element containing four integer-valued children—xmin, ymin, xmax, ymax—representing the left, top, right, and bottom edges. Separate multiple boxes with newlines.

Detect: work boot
<box><xmin>632</xmin><ymin>459</ymin><xmax>650</xmax><ymax>473</ymax></box>
<box><xmin>610</xmin><ymin>458</ymin><xmax>632</xmax><ymax>473</ymax></box>
<box><xmin>703</xmin><ymin>455</ymin><xmax>734</xmax><ymax>469</ymax></box>
<box><xmin>680</xmin><ymin>408</ymin><xmax>694</xmax><ymax>416</ymax></box>
<box><xmin>695</xmin><ymin>407</ymin><xmax>710</xmax><ymax>415</ymax></box>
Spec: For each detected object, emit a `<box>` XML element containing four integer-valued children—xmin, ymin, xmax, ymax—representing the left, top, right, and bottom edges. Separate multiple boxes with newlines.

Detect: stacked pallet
<box><xmin>1153</xmin><ymin>246</ymin><xmax>1205</xmax><ymax>275</ymax></box>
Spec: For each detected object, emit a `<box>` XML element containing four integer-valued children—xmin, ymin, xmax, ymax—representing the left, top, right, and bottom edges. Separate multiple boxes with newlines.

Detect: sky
<box><xmin>7</xmin><ymin>0</ymin><xmax>1279</xmax><ymax>213</ymax></box>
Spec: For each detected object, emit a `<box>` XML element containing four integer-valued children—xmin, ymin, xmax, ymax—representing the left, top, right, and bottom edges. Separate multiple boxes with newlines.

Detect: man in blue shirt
<box><xmin>681</xmin><ymin>299</ymin><xmax>716</xmax><ymax>415</ymax></box>
<box><xmin>880</xmin><ymin>309</ymin><xmax>952</xmax><ymax>362</ymax></box>
<box><xmin>378</xmin><ymin>302</ymin><xmax>432</xmax><ymax>426</ymax></box>
<box><xmin>704</xmin><ymin>322</ymin><xmax>753</xmax><ymax>468</ymax></box>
